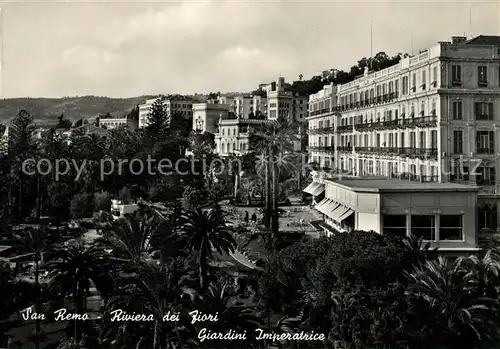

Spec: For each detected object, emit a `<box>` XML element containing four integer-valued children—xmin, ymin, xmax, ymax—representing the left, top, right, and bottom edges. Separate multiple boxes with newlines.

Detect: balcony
<box><xmin>337</xmin><ymin>146</ymin><xmax>353</xmax><ymax>152</ymax></box>
<box><xmin>451</xmin><ymin>79</ymin><xmax>462</xmax><ymax>87</ymax></box>
<box><xmin>478</xmin><ymin>81</ymin><xmax>488</xmax><ymax>87</ymax></box>
<box><xmin>477</xmin><ymin>148</ymin><xmax>495</xmax><ymax>154</ymax></box>
<box><xmin>336</xmin><ymin>125</ymin><xmax>354</xmax><ymax>133</ymax></box>
<box><xmin>309</xmin><ymin>162</ymin><xmax>334</xmax><ymax>171</ymax></box>
<box><xmin>309</xmin><ymin>108</ymin><xmax>333</xmax><ymax>117</ymax></box>
<box><xmin>308</xmin><ymin>126</ymin><xmax>335</xmax><ymax>135</ymax></box>
<box><xmin>475</xmin><ymin>114</ymin><xmax>493</xmax><ymax>121</ymax></box>
<box><xmin>307</xmin><ymin>145</ymin><xmax>335</xmax><ymax>153</ymax></box>
<box><xmin>354</xmin><ymin>147</ymin><xmax>438</xmax><ymax>160</ymax></box>
<box><xmin>354</xmin><ymin>115</ymin><xmax>438</xmax><ymax>132</ymax></box>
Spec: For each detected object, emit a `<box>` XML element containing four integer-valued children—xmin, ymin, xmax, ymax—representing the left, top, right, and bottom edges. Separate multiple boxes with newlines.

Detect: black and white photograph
<box><xmin>0</xmin><ymin>0</ymin><xmax>500</xmax><ymax>348</ymax></box>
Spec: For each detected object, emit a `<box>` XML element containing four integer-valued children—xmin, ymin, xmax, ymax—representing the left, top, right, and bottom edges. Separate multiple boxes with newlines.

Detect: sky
<box><xmin>0</xmin><ymin>0</ymin><xmax>498</xmax><ymax>98</ymax></box>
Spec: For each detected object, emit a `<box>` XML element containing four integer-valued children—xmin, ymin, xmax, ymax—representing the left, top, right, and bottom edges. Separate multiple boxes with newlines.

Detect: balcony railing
<box><xmin>307</xmin><ymin>126</ymin><xmax>335</xmax><ymax>135</ymax></box>
<box><xmin>309</xmin><ymin>163</ymin><xmax>334</xmax><ymax>171</ymax></box>
<box><xmin>477</xmin><ymin>148</ymin><xmax>495</xmax><ymax>154</ymax></box>
<box><xmin>309</xmin><ymin>108</ymin><xmax>333</xmax><ymax>117</ymax></box>
<box><xmin>336</xmin><ymin>125</ymin><xmax>354</xmax><ymax>133</ymax></box>
<box><xmin>308</xmin><ymin>145</ymin><xmax>335</xmax><ymax>153</ymax></box>
<box><xmin>337</xmin><ymin>146</ymin><xmax>353</xmax><ymax>152</ymax></box>
<box><xmin>354</xmin><ymin>115</ymin><xmax>437</xmax><ymax>131</ymax></box>
<box><xmin>354</xmin><ymin>147</ymin><xmax>438</xmax><ymax>160</ymax></box>
<box><xmin>475</xmin><ymin>114</ymin><xmax>493</xmax><ymax>121</ymax></box>
<box><xmin>333</xmin><ymin>93</ymin><xmax>401</xmax><ymax>113</ymax></box>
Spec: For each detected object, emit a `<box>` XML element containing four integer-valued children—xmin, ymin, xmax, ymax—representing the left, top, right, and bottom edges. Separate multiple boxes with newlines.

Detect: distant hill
<box><xmin>0</xmin><ymin>96</ymin><xmax>156</xmax><ymax>126</ymax></box>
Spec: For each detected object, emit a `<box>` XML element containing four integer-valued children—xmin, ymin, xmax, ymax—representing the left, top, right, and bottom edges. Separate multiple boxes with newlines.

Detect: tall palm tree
<box><xmin>12</xmin><ymin>227</ymin><xmax>51</xmax><ymax>349</ymax></box>
<box><xmin>252</xmin><ymin>117</ymin><xmax>299</xmax><ymax>234</ymax></box>
<box><xmin>405</xmin><ymin>256</ymin><xmax>500</xmax><ymax>347</ymax></box>
<box><xmin>45</xmin><ymin>242</ymin><xmax>113</xmax><ymax>341</ymax></box>
<box><xmin>47</xmin><ymin>241</ymin><xmax>113</xmax><ymax>341</ymax></box>
<box><xmin>101</xmin><ymin>260</ymin><xmax>197</xmax><ymax>349</ymax></box>
<box><xmin>182</xmin><ymin>207</ymin><xmax>236</xmax><ymax>289</ymax></box>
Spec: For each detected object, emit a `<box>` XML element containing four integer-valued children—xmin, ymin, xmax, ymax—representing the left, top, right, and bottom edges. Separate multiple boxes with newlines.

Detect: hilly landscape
<box><xmin>0</xmin><ymin>96</ymin><xmax>156</xmax><ymax>126</ymax></box>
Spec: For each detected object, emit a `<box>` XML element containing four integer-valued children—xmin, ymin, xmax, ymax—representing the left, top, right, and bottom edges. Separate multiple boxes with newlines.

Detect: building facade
<box><xmin>266</xmin><ymin>77</ymin><xmax>308</xmax><ymax>122</ymax></box>
<box><xmin>98</xmin><ymin>114</ymin><xmax>138</xmax><ymax>130</ymax></box>
<box><xmin>214</xmin><ymin>119</ymin><xmax>273</xmax><ymax>156</ymax></box>
<box><xmin>315</xmin><ymin>177</ymin><xmax>479</xmax><ymax>254</ymax></box>
<box><xmin>214</xmin><ymin>94</ymin><xmax>268</xmax><ymax>119</ymax></box>
<box><xmin>138</xmin><ymin>96</ymin><xmax>195</xmax><ymax>128</ymax></box>
<box><xmin>306</xmin><ymin>35</ymin><xmax>500</xmax><ymax>236</ymax></box>
<box><xmin>192</xmin><ymin>102</ymin><xmax>231</xmax><ymax>134</ymax></box>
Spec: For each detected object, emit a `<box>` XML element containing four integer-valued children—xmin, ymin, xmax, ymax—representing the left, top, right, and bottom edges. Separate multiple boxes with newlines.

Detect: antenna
<box><xmin>469</xmin><ymin>4</ymin><xmax>472</xmax><ymax>38</ymax></box>
<box><xmin>411</xmin><ymin>36</ymin><xmax>414</xmax><ymax>56</ymax></box>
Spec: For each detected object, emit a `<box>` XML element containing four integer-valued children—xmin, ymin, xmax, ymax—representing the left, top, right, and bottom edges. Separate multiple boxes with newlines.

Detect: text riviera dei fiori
<box><xmin>22</xmin><ymin>308</ymin><xmax>325</xmax><ymax>342</ymax></box>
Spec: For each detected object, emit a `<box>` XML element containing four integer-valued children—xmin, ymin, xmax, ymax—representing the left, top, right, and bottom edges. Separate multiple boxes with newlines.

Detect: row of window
<box><xmin>451</xmin><ymin>65</ymin><xmax>499</xmax><ymax>87</ymax></box>
<box><xmin>338</xmin><ymin>67</ymin><xmax>439</xmax><ymax>108</ymax></box>
<box><xmin>452</xmin><ymin>130</ymin><xmax>495</xmax><ymax>154</ymax></box>
<box><xmin>450</xmin><ymin>163</ymin><xmax>496</xmax><ymax>184</ymax></box>
<box><xmin>337</xmin><ymin>159</ymin><xmax>439</xmax><ymax>177</ymax></box>
<box><xmin>339</xmin><ymin>100</ymin><xmax>437</xmax><ymax>126</ymax></box>
<box><xmin>218</xmin><ymin>142</ymin><xmax>248</xmax><ymax>153</ymax></box>
<box><xmin>336</xmin><ymin>130</ymin><xmax>438</xmax><ymax>149</ymax></box>
<box><xmin>383</xmin><ymin>214</ymin><xmax>463</xmax><ymax>241</ymax></box>
<box><xmin>452</xmin><ymin>101</ymin><xmax>495</xmax><ymax>120</ymax></box>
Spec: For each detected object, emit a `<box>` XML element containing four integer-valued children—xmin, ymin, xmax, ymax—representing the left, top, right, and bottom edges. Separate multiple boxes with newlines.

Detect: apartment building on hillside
<box><xmin>214</xmin><ymin>94</ymin><xmax>268</xmax><ymax>119</ymax></box>
<box><xmin>266</xmin><ymin>77</ymin><xmax>308</xmax><ymax>122</ymax></box>
<box><xmin>138</xmin><ymin>96</ymin><xmax>195</xmax><ymax>128</ymax></box>
<box><xmin>305</xmin><ymin>35</ymin><xmax>500</xmax><ymax>247</ymax></box>
<box><xmin>98</xmin><ymin>113</ymin><xmax>138</xmax><ymax>130</ymax></box>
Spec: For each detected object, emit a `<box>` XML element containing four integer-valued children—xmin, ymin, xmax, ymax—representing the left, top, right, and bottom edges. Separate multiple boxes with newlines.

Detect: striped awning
<box><xmin>303</xmin><ymin>182</ymin><xmax>325</xmax><ymax>197</ymax></box>
<box><xmin>325</xmin><ymin>204</ymin><xmax>355</xmax><ymax>223</ymax></box>
<box><xmin>310</xmin><ymin>183</ymin><xmax>325</xmax><ymax>197</ymax></box>
<box><xmin>338</xmin><ymin>208</ymin><xmax>354</xmax><ymax>221</ymax></box>
<box><xmin>315</xmin><ymin>199</ymin><xmax>340</xmax><ymax>216</ymax></box>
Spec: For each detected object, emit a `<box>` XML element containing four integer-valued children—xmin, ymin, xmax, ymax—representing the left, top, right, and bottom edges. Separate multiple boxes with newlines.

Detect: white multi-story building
<box><xmin>266</xmin><ymin>77</ymin><xmax>308</xmax><ymax>122</ymax></box>
<box><xmin>214</xmin><ymin>119</ymin><xmax>273</xmax><ymax>156</ymax></box>
<box><xmin>138</xmin><ymin>96</ymin><xmax>195</xmax><ymax>128</ymax></box>
<box><xmin>192</xmin><ymin>102</ymin><xmax>232</xmax><ymax>134</ymax></box>
<box><xmin>214</xmin><ymin>94</ymin><xmax>267</xmax><ymax>119</ymax></box>
<box><xmin>305</xmin><ymin>35</ymin><xmax>500</xmax><ymax>245</ymax></box>
<box><xmin>98</xmin><ymin>113</ymin><xmax>138</xmax><ymax>130</ymax></box>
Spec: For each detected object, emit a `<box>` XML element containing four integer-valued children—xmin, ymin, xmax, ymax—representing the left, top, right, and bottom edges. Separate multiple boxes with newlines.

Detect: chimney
<box><xmin>451</xmin><ymin>36</ymin><xmax>467</xmax><ymax>45</ymax></box>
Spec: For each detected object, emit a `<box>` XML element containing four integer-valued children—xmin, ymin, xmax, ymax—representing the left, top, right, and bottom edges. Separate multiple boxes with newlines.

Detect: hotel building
<box><xmin>138</xmin><ymin>96</ymin><xmax>195</xmax><ymax>128</ymax></box>
<box><xmin>305</xmin><ymin>35</ymin><xmax>500</xmax><ymax>249</ymax></box>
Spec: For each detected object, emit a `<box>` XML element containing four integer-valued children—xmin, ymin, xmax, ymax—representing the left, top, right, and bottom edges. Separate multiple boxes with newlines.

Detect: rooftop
<box><xmin>466</xmin><ymin>35</ymin><xmax>500</xmax><ymax>46</ymax></box>
<box><xmin>327</xmin><ymin>177</ymin><xmax>478</xmax><ymax>193</ymax></box>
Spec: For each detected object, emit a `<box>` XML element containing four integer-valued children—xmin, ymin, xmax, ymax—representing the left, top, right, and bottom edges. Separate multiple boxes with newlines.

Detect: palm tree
<box><xmin>45</xmin><ymin>242</ymin><xmax>113</xmax><ymax>341</ymax></box>
<box><xmin>252</xmin><ymin>117</ymin><xmax>299</xmax><ymax>234</ymax></box>
<box><xmin>457</xmin><ymin>250</ymin><xmax>500</xmax><ymax>299</ymax></box>
<box><xmin>11</xmin><ymin>227</ymin><xmax>51</xmax><ymax>349</ymax></box>
<box><xmin>101</xmin><ymin>260</ymin><xmax>197</xmax><ymax>349</ymax></box>
<box><xmin>196</xmin><ymin>280</ymin><xmax>260</xmax><ymax>348</ymax></box>
<box><xmin>96</xmin><ymin>210</ymin><xmax>161</xmax><ymax>267</ymax></box>
<box><xmin>405</xmin><ymin>257</ymin><xmax>500</xmax><ymax>347</ymax></box>
<box><xmin>182</xmin><ymin>207</ymin><xmax>236</xmax><ymax>289</ymax></box>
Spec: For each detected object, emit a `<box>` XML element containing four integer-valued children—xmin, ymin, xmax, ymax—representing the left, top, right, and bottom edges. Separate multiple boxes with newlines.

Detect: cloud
<box><xmin>2</xmin><ymin>0</ymin><xmax>499</xmax><ymax>98</ymax></box>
